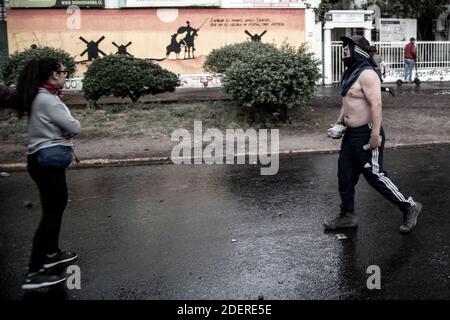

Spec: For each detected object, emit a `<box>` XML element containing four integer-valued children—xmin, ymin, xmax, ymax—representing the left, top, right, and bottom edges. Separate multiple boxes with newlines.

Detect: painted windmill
<box><xmin>244</xmin><ymin>30</ymin><xmax>267</xmax><ymax>42</ymax></box>
<box><xmin>79</xmin><ymin>36</ymin><xmax>106</xmax><ymax>61</ymax></box>
<box><xmin>113</xmin><ymin>41</ymin><xmax>133</xmax><ymax>56</ymax></box>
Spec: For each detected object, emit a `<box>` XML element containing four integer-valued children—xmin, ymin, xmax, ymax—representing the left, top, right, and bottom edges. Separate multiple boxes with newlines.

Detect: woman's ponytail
<box><xmin>16</xmin><ymin>58</ymin><xmax>61</xmax><ymax>118</ymax></box>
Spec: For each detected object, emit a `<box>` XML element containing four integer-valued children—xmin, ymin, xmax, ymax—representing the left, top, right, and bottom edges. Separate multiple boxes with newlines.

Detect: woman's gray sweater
<box><xmin>28</xmin><ymin>88</ymin><xmax>81</xmax><ymax>155</ymax></box>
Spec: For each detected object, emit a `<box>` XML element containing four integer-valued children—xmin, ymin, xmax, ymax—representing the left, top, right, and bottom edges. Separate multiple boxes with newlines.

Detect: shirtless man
<box><xmin>324</xmin><ymin>36</ymin><xmax>422</xmax><ymax>233</ymax></box>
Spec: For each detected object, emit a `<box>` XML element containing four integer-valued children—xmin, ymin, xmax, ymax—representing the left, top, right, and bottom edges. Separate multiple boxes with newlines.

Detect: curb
<box><xmin>0</xmin><ymin>141</ymin><xmax>448</xmax><ymax>172</ymax></box>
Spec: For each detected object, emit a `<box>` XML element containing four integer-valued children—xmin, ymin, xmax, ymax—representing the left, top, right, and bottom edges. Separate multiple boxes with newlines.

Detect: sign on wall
<box><xmin>380</xmin><ymin>18</ymin><xmax>417</xmax><ymax>42</ymax></box>
<box><xmin>221</xmin><ymin>0</ymin><xmax>310</xmax><ymax>8</ymax></box>
<box><xmin>11</xmin><ymin>0</ymin><xmax>104</xmax><ymax>8</ymax></box>
<box><xmin>8</xmin><ymin>8</ymin><xmax>305</xmax><ymax>76</ymax></box>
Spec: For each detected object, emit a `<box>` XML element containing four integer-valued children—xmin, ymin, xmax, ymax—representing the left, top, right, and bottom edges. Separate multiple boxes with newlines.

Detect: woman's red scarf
<box><xmin>41</xmin><ymin>83</ymin><xmax>63</xmax><ymax>97</ymax></box>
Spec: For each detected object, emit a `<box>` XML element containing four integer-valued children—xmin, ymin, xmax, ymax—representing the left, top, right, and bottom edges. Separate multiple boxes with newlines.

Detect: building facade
<box><xmin>6</xmin><ymin>0</ymin><xmax>322</xmax><ymax>87</ymax></box>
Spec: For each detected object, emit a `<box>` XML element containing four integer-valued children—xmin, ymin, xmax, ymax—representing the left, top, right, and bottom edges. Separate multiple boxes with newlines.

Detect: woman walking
<box><xmin>16</xmin><ymin>58</ymin><xmax>80</xmax><ymax>290</ymax></box>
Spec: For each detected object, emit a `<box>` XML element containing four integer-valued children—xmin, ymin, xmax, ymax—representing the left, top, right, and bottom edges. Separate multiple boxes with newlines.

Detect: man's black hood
<box><xmin>341</xmin><ymin>36</ymin><xmax>375</xmax><ymax>67</ymax></box>
<box><xmin>340</xmin><ymin>36</ymin><xmax>380</xmax><ymax>96</ymax></box>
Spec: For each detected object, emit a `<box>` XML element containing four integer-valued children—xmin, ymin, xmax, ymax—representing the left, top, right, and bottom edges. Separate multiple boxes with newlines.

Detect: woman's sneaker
<box><xmin>42</xmin><ymin>251</ymin><xmax>78</xmax><ymax>269</ymax></box>
<box><xmin>22</xmin><ymin>271</ymin><xmax>66</xmax><ymax>290</ymax></box>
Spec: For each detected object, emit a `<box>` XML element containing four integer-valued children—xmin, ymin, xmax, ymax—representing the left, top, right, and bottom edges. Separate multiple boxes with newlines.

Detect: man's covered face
<box><xmin>343</xmin><ymin>45</ymin><xmax>352</xmax><ymax>67</ymax></box>
<box><xmin>343</xmin><ymin>45</ymin><xmax>351</xmax><ymax>58</ymax></box>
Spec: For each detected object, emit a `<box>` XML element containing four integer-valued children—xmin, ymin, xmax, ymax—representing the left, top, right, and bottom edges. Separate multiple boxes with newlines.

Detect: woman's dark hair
<box><xmin>16</xmin><ymin>57</ymin><xmax>61</xmax><ymax>117</ymax></box>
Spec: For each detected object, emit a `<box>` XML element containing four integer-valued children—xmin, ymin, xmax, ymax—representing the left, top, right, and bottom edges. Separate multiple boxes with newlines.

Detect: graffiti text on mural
<box><xmin>210</xmin><ymin>18</ymin><xmax>285</xmax><ymax>27</ymax></box>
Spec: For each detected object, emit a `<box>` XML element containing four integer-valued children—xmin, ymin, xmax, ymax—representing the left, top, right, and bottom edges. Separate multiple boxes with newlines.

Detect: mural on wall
<box><xmin>7</xmin><ymin>8</ymin><xmax>305</xmax><ymax>76</ymax></box>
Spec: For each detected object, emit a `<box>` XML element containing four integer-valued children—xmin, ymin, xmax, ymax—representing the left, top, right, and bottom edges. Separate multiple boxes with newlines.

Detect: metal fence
<box><xmin>331</xmin><ymin>41</ymin><xmax>344</xmax><ymax>83</ymax></box>
<box><xmin>331</xmin><ymin>41</ymin><xmax>450</xmax><ymax>83</ymax></box>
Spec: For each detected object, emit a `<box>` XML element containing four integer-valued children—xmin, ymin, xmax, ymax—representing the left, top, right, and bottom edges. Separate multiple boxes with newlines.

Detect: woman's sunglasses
<box><xmin>55</xmin><ymin>70</ymin><xmax>69</xmax><ymax>76</ymax></box>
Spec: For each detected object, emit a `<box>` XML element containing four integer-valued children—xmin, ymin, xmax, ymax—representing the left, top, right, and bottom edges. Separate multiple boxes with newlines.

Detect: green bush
<box><xmin>203</xmin><ymin>41</ymin><xmax>278</xmax><ymax>74</ymax></box>
<box><xmin>222</xmin><ymin>43</ymin><xmax>321</xmax><ymax>122</ymax></box>
<box><xmin>2</xmin><ymin>46</ymin><xmax>76</xmax><ymax>84</ymax></box>
<box><xmin>83</xmin><ymin>55</ymin><xmax>179</xmax><ymax>103</ymax></box>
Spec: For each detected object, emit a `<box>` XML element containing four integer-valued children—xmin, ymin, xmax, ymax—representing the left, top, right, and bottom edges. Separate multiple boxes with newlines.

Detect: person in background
<box><xmin>404</xmin><ymin>37</ymin><xmax>417</xmax><ymax>82</ymax></box>
<box><xmin>16</xmin><ymin>58</ymin><xmax>80</xmax><ymax>290</ymax></box>
<box><xmin>368</xmin><ymin>46</ymin><xmax>395</xmax><ymax>97</ymax></box>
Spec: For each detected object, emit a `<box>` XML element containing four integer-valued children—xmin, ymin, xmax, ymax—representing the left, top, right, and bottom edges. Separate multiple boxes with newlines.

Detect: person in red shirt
<box><xmin>404</xmin><ymin>37</ymin><xmax>417</xmax><ymax>82</ymax></box>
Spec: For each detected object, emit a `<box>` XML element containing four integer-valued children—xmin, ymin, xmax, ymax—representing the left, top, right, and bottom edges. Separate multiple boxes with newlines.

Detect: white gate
<box><xmin>331</xmin><ymin>41</ymin><xmax>344</xmax><ymax>83</ymax></box>
<box><xmin>331</xmin><ymin>41</ymin><xmax>450</xmax><ymax>83</ymax></box>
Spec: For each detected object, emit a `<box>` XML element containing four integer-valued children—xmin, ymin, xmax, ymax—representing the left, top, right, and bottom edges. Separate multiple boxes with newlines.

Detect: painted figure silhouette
<box><xmin>177</xmin><ymin>21</ymin><xmax>198</xmax><ymax>59</ymax></box>
<box><xmin>166</xmin><ymin>34</ymin><xmax>182</xmax><ymax>59</ymax></box>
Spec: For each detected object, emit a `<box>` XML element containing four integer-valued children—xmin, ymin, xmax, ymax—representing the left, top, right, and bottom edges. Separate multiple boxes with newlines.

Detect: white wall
<box><xmin>104</xmin><ymin>0</ymin><xmax>120</xmax><ymax>8</ymax></box>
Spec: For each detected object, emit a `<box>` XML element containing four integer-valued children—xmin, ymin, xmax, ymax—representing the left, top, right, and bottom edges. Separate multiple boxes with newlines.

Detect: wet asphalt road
<box><xmin>0</xmin><ymin>145</ymin><xmax>449</xmax><ymax>300</ymax></box>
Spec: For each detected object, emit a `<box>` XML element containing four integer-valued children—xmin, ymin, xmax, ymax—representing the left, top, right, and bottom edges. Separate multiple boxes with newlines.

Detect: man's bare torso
<box><xmin>342</xmin><ymin>69</ymin><xmax>376</xmax><ymax>128</ymax></box>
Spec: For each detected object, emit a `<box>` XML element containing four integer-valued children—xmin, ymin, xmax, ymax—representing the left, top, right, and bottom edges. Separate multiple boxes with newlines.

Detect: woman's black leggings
<box><xmin>27</xmin><ymin>153</ymin><xmax>68</xmax><ymax>273</ymax></box>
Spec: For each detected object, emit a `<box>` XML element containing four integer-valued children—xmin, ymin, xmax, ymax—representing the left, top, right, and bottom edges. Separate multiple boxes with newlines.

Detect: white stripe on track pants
<box><xmin>338</xmin><ymin>124</ymin><xmax>415</xmax><ymax>214</ymax></box>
